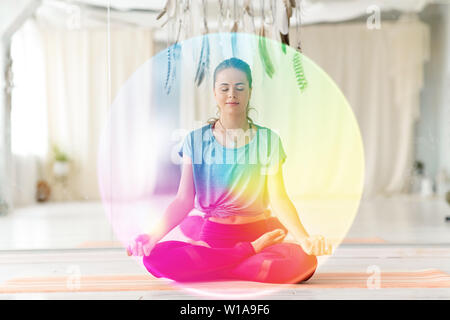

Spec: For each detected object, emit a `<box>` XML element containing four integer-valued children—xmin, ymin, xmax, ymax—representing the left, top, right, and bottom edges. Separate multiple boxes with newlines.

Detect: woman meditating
<box><xmin>127</xmin><ymin>57</ymin><xmax>332</xmax><ymax>283</ymax></box>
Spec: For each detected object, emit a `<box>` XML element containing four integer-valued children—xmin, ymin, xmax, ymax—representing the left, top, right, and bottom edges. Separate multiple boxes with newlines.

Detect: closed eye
<box><xmin>221</xmin><ymin>88</ymin><xmax>245</xmax><ymax>92</ymax></box>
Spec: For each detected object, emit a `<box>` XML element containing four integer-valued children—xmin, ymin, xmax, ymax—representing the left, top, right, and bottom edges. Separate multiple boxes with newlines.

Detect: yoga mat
<box><xmin>2</xmin><ymin>269</ymin><xmax>449</xmax><ymax>293</ymax></box>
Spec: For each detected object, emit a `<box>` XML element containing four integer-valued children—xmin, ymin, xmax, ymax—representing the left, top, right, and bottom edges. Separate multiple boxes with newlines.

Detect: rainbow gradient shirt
<box><xmin>178</xmin><ymin>123</ymin><xmax>286</xmax><ymax>218</ymax></box>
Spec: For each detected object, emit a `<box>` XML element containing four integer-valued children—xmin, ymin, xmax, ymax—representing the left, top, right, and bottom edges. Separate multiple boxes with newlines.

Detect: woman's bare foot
<box><xmin>251</xmin><ymin>229</ymin><xmax>286</xmax><ymax>253</ymax></box>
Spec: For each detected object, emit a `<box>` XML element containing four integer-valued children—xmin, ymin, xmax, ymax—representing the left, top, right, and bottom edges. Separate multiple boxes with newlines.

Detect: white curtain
<box><xmin>299</xmin><ymin>17</ymin><xmax>429</xmax><ymax>198</ymax></box>
<box><xmin>10</xmin><ymin>14</ymin><xmax>155</xmax><ymax>204</ymax></box>
<box><xmin>40</xmin><ymin>24</ymin><xmax>154</xmax><ymax>201</ymax></box>
<box><xmin>39</xmin><ymin>22</ymin><xmax>155</xmax><ymax>201</ymax></box>
<box><xmin>10</xmin><ymin>19</ymin><xmax>48</xmax><ymax>207</ymax></box>
<box><xmin>178</xmin><ymin>17</ymin><xmax>430</xmax><ymax>199</ymax></box>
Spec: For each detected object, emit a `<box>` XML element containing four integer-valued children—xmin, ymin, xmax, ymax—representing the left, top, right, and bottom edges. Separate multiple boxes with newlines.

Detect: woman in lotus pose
<box><xmin>127</xmin><ymin>57</ymin><xmax>332</xmax><ymax>283</ymax></box>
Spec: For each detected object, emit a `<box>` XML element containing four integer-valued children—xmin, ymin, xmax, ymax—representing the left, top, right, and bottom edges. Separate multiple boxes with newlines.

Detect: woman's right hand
<box><xmin>126</xmin><ymin>234</ymin><xmax>156</xmax><ymax>257</ymax></box>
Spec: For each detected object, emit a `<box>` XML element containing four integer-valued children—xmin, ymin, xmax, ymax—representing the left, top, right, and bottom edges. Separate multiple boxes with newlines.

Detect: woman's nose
<box><xmin>228</xmin><ymin>88</ymin><xmax>237</xmax><ymax>97</ymax></box>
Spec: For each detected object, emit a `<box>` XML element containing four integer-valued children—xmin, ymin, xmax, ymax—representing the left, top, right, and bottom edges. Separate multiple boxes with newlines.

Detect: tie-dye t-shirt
<box><xmin>178</xmin><ymin>123</ymin><xmax>286</xmax><ymax>218</ymax></box>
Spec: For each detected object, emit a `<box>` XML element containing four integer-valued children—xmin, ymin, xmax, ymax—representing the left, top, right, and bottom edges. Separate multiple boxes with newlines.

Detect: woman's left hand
<box><xmin>298</xmin><ymin>235</ymin><xmax>333</xmax><ymax>256</ymax></box>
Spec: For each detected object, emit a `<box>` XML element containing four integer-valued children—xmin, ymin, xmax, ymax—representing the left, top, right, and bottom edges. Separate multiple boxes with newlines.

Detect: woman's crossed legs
<box><xmin>142</xmin><ymin>217</ymin><xmax>317</xmax><ymax>283</ymax></box>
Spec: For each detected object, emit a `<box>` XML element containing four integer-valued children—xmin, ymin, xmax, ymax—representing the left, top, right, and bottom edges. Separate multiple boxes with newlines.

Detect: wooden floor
<box><xmin>1</xmin><ymin>195</ymin><xmax>449</xmax><ymax>299</ymax></box>
<box><xmin>1</xmin><ymin>195</ymin><xmax>449</xmax><ymax>250</ymax></box>
<box><xmin>0</xmin><ymin>245</ymin><xmax>449</xmax><ymax>299</ymax></box>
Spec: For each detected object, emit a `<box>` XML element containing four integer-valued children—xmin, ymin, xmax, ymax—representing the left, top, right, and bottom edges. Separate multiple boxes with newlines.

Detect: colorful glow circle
<box><xmin>97</xmin><ymin>32</ymin><xmax>364</xmax><ymax>297</ymax></box>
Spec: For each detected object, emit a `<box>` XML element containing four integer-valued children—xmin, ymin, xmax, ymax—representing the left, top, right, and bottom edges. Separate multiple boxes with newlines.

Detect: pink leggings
<box><xmin>142</xmin><ymin>216</ymin><xmax>317</xmax><ymax>283</ymax></box>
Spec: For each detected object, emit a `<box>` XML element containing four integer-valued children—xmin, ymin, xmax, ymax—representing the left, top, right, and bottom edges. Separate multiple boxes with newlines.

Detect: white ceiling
<box><xmin>54</xmin><ymin>0</ymin><xmax>437</xmax><ymax>26</ymax></box>
<box><xmin>35</xmin><ymin>0</ymin><xmax>440</xmax><ymax>42</ymax></box>
<box><xmin>74</xmin><ymin>0</ymin><xmax>435</xmax><ymax>14</ymax></box>
<box><xmin>75</xmin><ymin>0</ymin><xmax>166</xmax><ymax>11</ymax></box>
<box><xmin>73</xmin><ymin>0</ymin><xmax>436</xmax><ymax>15</ymax></box>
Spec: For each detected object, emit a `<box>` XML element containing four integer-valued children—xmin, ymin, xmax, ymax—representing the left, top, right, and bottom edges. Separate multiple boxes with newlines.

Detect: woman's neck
<box><xmin>218</xmin><ymin>115</ymin><xmax>250</xmax><ymax>130</ymax></box>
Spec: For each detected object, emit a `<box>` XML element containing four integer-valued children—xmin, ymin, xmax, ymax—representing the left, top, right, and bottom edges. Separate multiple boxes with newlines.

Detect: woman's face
<box><xmin>213</xmin><ymin>68</ymin><xmax>252</xmax><ymax>118</ymax></box>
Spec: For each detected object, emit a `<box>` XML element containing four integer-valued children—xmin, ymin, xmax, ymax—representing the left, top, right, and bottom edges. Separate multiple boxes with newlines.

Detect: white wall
<box><xmin>0</xmin><ymin>0</ymin><xmax>36</xmax><ymax>37</ymax></box>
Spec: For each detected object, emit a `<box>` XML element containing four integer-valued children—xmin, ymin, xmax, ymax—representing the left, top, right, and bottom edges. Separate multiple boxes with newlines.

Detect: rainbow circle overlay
<box><xmin>97</xmin><ymin>33</ymin><xmax>365</xmax><ymax>298</ymax></box>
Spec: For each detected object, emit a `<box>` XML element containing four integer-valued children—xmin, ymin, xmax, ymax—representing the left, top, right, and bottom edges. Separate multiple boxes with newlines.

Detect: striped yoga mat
<box><xmin>2</xmin><ymin>269</ymin><xmax>449</xmax><ymax>293</ymax></box>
